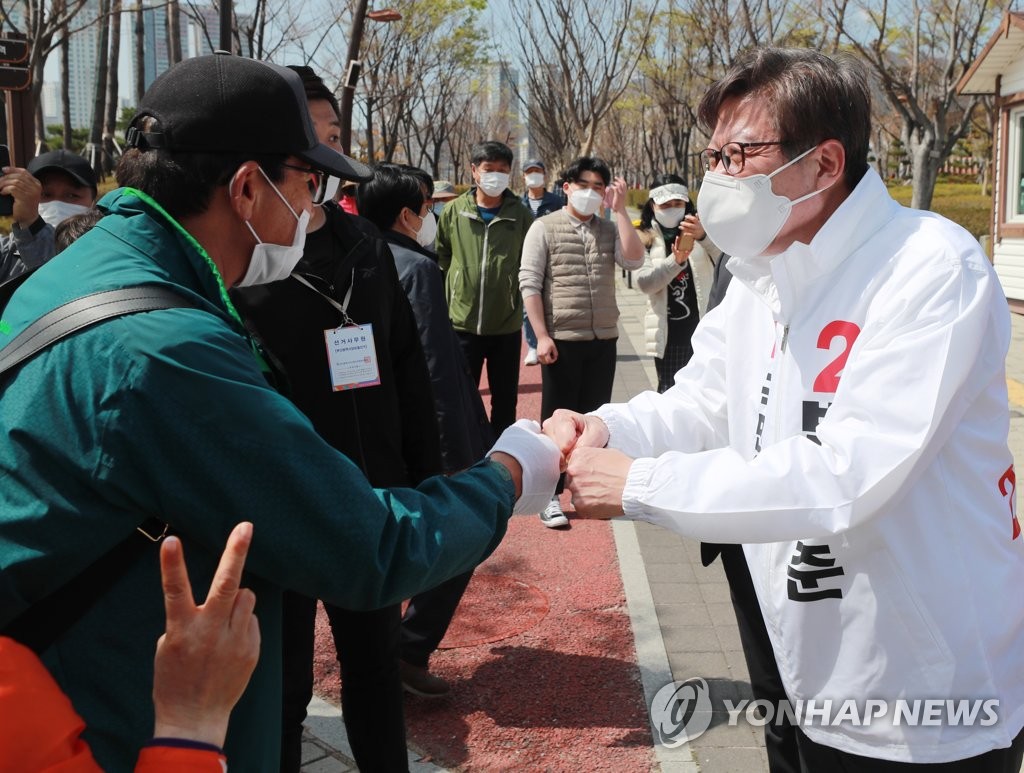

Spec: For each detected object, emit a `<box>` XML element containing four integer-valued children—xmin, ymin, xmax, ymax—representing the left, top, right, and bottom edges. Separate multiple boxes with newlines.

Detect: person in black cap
<box><xmin>0</xmin><ymin>52</ymin><xmax>561</xmax><ymax>772</ymax></box>
<box><xmin>0</xmin><ymin>148</ymin><xmax>98</xmax><ymax>282</ymax></box>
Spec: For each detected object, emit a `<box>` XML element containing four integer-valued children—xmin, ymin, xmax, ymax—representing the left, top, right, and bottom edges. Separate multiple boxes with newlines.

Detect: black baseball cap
<box><xmin>126</xmin><ymin>53</ymin><xmax>371</xmax><ymax>181</ymax></box>
<box><xmin>522</xmin><ymin>158</ymin><xmax>545</xmax><ymax>172</ymax></box>
<box><xmin>28</xmin><ymin>149</ymin><xmax>98</xmax><ymax>191</ymax></box>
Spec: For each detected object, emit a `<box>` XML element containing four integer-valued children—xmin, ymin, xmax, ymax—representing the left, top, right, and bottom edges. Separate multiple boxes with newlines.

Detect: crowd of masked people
<box><xmin>2</xmin><ymin>47</ymin><xmax>1022</xmax><ymax>773</ymax></box>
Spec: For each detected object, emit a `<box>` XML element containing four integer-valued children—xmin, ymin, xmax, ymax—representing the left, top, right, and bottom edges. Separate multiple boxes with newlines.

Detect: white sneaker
<box><xmin>539</xmin><ymin>498</ymin><xmax>569</xmax><ymax>528</ymax></box>
<box><xmin>524</xmin><ymin>347</ymin><xmax>539</xmax><ymax>366</ymax></box>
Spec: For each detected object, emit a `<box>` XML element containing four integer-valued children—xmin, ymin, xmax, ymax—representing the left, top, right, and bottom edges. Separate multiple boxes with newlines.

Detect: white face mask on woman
<box><xmin>697</xmin><ymin>145</ymin><xmax>829</xmax><ymax>257</ymax></box>
<box><xmin>237</xmin><ymin>167</ymin><xmax>310</xmax><ymax>287</ymax></box>
<box><xmin>653</xmin><ymin>207</ymin><xmax>686</xmax><ymax>229</ymax></box>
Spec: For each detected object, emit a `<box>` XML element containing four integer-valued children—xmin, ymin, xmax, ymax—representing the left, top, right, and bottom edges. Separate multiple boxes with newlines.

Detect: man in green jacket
<box><xmin>436</xmin><ymin>140</ymin><xmax>533</xmax><ymax>434</ymax></box>
<box><xmin>0</xmin><ymin>54</ymin><xmax>560</xmax><ymax>772</ymax></box>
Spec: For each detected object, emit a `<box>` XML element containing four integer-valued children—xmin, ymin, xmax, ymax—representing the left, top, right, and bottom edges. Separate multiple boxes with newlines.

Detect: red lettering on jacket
<box><xmin>999</xmin><ymin>465</ymin><xmax>1020</xmax><ymax>540</ymax></box>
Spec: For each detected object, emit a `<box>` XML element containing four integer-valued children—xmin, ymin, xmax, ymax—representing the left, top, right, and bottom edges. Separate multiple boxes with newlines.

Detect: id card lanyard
<box><xmin>293</xmin><ymin>272</ymin><xmax>381</xmax><ymax>391</ymax></box>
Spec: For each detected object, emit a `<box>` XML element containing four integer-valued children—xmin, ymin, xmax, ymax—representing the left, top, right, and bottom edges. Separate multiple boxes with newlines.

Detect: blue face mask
<box><xmin>432</xmin><ymin>203</ymin><xmax>446</xmax><ymax>217</ymax></box>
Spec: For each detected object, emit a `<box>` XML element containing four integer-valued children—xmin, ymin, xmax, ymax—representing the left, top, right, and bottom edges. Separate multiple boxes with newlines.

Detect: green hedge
<box><xmin>886</xmin><ymin>181</ymin><xmax>990</xmax><ymax>240</ymax></box>
<box><xmin>628</xmin><ymin>181</ymin><xmax>990</xmax><ymax>240</ymax></box>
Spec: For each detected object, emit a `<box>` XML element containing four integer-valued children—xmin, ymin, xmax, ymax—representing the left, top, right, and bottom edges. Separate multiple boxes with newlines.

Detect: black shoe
<box><xmin>399</xmin><ymin>660</ymin><xmax>450</xmax><ymax>697</ymax></box>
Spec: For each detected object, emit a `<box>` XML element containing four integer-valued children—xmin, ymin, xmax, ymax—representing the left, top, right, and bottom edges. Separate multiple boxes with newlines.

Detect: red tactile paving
<box><xmin>313</xmin><ymin>341</ymin><xmax>655</xmax><ymax>771</ymax></box>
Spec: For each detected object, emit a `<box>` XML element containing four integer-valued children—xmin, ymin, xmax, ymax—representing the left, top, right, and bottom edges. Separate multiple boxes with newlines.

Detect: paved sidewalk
<box><xmin>300</xmin><ymin>273</ymin><xmax>1024</xmax><ymax>772</ymax></box>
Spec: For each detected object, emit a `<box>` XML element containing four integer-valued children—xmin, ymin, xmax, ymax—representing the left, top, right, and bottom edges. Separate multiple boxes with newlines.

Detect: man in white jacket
<box><xmin>546</xmin><ymin>47</ymin><xmax>1024</xmax><ymax>770</ymax></box>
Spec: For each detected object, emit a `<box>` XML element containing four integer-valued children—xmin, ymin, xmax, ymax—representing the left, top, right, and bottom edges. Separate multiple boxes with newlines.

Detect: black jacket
<box><xmin>233</xmin><ymin>204</ymin><xmax>442</xmax><ymax>487</ymax></box>
<box><xmin>384</xmin><ymin>230</ymin><xmax>493</xmax><ymax>471</ymax></box>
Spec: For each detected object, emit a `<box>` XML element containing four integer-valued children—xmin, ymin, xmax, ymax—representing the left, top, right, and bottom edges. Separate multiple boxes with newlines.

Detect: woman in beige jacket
<box><xmin>634</xmin><ymin>174</ymin><xmax>722</xmax><ymax>392</ymax></box>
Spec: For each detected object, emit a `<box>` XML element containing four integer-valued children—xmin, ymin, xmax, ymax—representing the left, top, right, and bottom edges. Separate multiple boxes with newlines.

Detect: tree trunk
<box><xmin>103</xmin><ymin>0</ymin><xmax>122</xmax><ymax>174</ymax></box>
<box><xmin>134</xmin><ymin>1</ymin><xmax>145</xmax><ymax>102</ymax></box>
<box><xmin>31</xmin><ymin>56</ymin><xmax>45</xmax><ymax>148</ymax></box>
<box><xmin>89</xmin><ymin>0</ymin><xmax>112</xmax><ymax>179</ymax></box>
<box><xmin>909</xmin><ymin>140</ymin><xmax>938</xmax><ymax>211</ymax></box>
<box><xmin>61</xmin><ymin>20</ymin><xmax>73</xmax><ymax>149</ymax></box>
<box><xmin>365</xmin><ymin>97</ymin><xmax>375</xmax><ymax>163</ymax></box>
<box><xmin>579</xmin><ymin>120</ymin><xmax>598</xmax><ymax>158</ymax></box>
<box><xmin>167</xmin><ymin>0</ymin><xmax>182</xmax><ymax>65</ymax></box>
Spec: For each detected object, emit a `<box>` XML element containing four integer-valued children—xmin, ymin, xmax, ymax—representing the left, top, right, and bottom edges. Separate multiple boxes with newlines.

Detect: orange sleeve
<box><xmin>0</xmin><ymin>637</ymin><xmax>229</xmax><ymax>772</ymax></box>
<box><xmin>134</xmin><ymin>746</ymin><xmax>228</xmax><ymax>772</ymax></box>
<box><xmin>0</xmin><ymin>636</ymin><xmax>102</xmax><ymax>772</ymax></box>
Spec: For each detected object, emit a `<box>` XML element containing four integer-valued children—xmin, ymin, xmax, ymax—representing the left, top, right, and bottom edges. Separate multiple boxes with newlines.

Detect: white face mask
<box><xmin>415</xmin><ymin>210</ymin><xmax>437</xmax><ymax>248</ymax></box>
<box><xmin>697</xmin><ymin>145</ymin><xmax>828</xmax><ymax>257</ymax></box>
<box><xmin>654</xmin><ymin>207</ymin><xmax>686</xmax><ymax>229</ymax></box>
<box><xmin>477</xmin><ymin>171</ymin><xmax>510</xmax><ymax>197</ymax></box>
<box><xmin>315</xmin><ymin>175</ymin><xmax>341</xmax><ymax>206</ymax></box>
<box><xmin>569</xmin><ymin>187</ymin><xmax>604</xmax><ymax>217</ymax></box>
<box><xmin>237</xmin><ymin>168</ymin><xmax>310</xmax><ymax>287</ymax></box>
<box><xmin>524</xmin><ymin>172</ymin><xmax>545</xmax><ymax>189</ymax></box>
<box><xmin>39</xmin><ymin>200</ymin><xmax>90</xmax><ymax>227</ymax></box>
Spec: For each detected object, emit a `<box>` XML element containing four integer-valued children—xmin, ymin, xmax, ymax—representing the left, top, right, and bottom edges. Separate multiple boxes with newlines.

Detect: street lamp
<box><xmin>338</xmin><ymin>3</ymin><xmax>401</xmax><ymax>155</ymax></box>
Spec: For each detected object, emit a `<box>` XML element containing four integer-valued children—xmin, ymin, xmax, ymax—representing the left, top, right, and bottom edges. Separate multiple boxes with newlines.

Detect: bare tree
<box><xmin>58</xmin><ymin>0</ymin><xmax>73</xmax><ymax>148</ymax></box>
<box><xmin>102</xmin><ymin>0</ymin><xmax>121</xmax><ymax>173</ymax></box>
<box><xmin>828</xmin><ymin>0</ymin><xmax>1008</xmax><ymax>209</ymax></box>
<box><xmin>0</xmin><ymin>0</ymin><xmax>93</xmax><ymax>143</ymax></box>
<box><xmin>312</xmin><ymin>0</ymin><xmax>487</xmax><ymax>170</ymax></box>
<box><xmin>166</xmin><ymin>0</ymin><xmax>180</xmax><ymax>63</ymax></box>
<box><xmin>505</xmin><ymin>0</ymin><xmax>658</xmax><ymax>172</ymax></box>
<box><xmin>181</xmin><ymin>0</ymin><xmax>308</xmax><ymax>60</ymax></box>
<box><xmin>133</xmin><ymin>1</ymin><xmax>144</xmax><ymax>102</ymax></box>
<box><xmin>87</xmin><ymin>0</ymin><xmax>111</xmax><ymax>176</ymax></box>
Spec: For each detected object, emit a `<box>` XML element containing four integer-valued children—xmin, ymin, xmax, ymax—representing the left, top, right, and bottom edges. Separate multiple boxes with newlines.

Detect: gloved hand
<box><xmin>488</xmin><ymin>419</ymin><xmax>562</xmax><ymax>515</ymax></box>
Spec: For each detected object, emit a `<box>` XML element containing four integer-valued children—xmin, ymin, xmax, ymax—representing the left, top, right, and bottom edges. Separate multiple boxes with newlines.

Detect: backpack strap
<box><xmin>1</xmin><ymin>283</ymin><xmax>193</xmax><ymax>653</ymax></box>
<box><xmin>0</xmin><ymin>285</ymin><xmax>189</xmax><ymax>377</ymax></box>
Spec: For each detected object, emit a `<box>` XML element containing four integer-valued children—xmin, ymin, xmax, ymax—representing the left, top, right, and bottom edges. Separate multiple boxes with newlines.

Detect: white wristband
<box><xmin>488</xmin><ymin>419</ymin><xmax>562</xmax><ymax>515</ymax></box>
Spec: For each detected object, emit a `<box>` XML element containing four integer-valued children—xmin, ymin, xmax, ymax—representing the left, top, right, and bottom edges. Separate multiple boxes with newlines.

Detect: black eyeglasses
<box><xmin>282</xmin><ymin>162</ymin><xmax>326</xmax><ymax>200</ymax></box>
<box><xmin>701</xmin><ymin>141</ymin><xmax>786</xmax><ymax>175</ymax></box>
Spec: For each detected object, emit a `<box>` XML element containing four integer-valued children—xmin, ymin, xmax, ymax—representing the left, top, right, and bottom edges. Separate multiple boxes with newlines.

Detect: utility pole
<box><xmin>219</xmin><ymin>0</ymin><xmax>232</xmax><ymax>53</ymax></box>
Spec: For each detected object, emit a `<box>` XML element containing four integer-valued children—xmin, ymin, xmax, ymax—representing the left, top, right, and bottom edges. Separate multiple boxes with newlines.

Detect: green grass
<box><xmin>886</xmin><ymin>180</ymin><xmax>991</xmax><ymax>239</ymax></box>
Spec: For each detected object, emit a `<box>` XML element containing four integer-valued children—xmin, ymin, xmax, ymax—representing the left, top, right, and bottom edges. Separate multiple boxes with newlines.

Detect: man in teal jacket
<box><xmin>436</xmin><ymin>140</ymin><xmax>533</xmax><ymax>434</ymax></box>
<box><xmin>0</xmin><ymin>54</ymin><xmax>560</xmax><ymax>771</ymax></box>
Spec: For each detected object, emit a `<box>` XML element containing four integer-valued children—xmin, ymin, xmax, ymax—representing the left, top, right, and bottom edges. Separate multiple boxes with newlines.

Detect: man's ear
<box><xmin>817</xmin><ymin>139</ymin><xmax>846</xmax><ymax>188</ymax></box>
<box><xmin>227</xmin><ymin>161</ymin><xmax>262</xmax><ymax>222</ymax></box>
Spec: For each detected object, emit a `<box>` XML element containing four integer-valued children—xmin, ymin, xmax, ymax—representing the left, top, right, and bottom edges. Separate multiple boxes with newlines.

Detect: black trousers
<box><xmin>654</xmin><ymin>341</ymin><xmax>694</xmax><ymax>393</ymax></box>
<box><xmin>280</xmin><ymin>592</ymin><xmax>408</xmax><ymax>773</ymax></box>
<box><xmin>705</xmin><ymin>543</ymin><xmax>800</xmax><ymax>773</ymax></box>
<box><xmin>795</xmin><ymin>724</ymin><xmax>1024</xmax><ymax>772</ymax></box>
<box><xmin>540</xmin><ymin>337</ymin><xmax>617</xmax><ymax>421</ymax></box>
<box><xmin>456</xmin><ymin>330</ymin><xmax>522</xmax><ymax>434</ymax></box>
<box><xmin>400</xmin><ymin>569</ymin><xmax>475</xmax><ymax>667</ymax></box>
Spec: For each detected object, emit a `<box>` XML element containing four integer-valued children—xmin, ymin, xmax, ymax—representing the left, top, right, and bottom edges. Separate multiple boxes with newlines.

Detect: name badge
<box><xmin>325</xmin><ymin>323</ymin><xmax>381</xmax><ymax>391</ymax></box>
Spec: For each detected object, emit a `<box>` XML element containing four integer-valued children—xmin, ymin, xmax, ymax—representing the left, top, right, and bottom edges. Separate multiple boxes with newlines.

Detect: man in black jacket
<box><xmin>358</xmin><ymin>162</ymin><xmax>494</xmax><ymax>697</ymax></box>
<box><xmin>233</xmin><ymin>67</ymin><xmax>439</xmax><ymax>773</ymax></box>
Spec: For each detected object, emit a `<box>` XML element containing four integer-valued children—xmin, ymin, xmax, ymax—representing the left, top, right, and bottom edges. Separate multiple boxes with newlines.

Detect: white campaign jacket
<box><xmin>594</xmin><ymin>168</ymin><xmax>1024</xmax><ymax>762</ymax></box>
